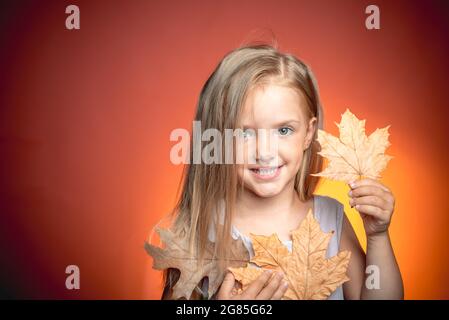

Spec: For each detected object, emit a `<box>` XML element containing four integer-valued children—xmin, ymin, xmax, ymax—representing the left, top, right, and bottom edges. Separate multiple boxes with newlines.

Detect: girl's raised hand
<box><xmin>348</xmin><ymin>178</ymin><xmax>396</xmax><ymax>238</ymax></box>
<box><xmin>216</xmin><ymin>270</ymin><xmax>288</xmax><ymax>300</ymax></box>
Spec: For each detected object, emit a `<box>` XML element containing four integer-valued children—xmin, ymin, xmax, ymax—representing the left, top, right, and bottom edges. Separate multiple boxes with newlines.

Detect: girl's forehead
<box><xmin>240</xmin><ymin>84</ymin><xmax>308</xmax><ymax>125</ymax></box>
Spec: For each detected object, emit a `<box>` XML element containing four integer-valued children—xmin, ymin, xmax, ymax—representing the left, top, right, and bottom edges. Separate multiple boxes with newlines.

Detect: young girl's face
<box><xmin>237</xmin><ymin>83</ymin><xmax>316</xmax><ymax>198</ymax></box>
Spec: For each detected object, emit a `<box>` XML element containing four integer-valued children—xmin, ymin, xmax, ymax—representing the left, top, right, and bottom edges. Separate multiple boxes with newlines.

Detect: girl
<box><xmin>159</xmin><ymin>43</ymin><xmax>404</xmax><ymax>300</ymax></box>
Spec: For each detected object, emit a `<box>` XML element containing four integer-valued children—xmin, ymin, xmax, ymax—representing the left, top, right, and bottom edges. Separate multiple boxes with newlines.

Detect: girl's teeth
<box><xmin>258</xmin><ymin>168</ymin><xmax>275</xmax><ymax>175</ymax></box>
<box><xmin>253</xmin><ymin>167</ymin><xmax>279</xmax><ymax>176</ymax></box>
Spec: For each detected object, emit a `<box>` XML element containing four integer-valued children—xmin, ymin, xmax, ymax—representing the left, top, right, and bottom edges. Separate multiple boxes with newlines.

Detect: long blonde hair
<box><xmin>158</xmin><ymin>42</ymin><xmax>324</xmax><ymax>299</ymax></box>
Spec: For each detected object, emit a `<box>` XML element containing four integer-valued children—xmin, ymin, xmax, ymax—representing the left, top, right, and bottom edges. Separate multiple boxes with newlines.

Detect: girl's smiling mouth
<box><xmin>249</xmin><ymin>165</ymin><xmax>284</xmax><ymax>180</ymax></box>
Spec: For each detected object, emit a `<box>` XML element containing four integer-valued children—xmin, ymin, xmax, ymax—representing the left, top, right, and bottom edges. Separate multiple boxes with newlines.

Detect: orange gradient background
<box><xmin>0</xmin><ymin>0</ymin><xmax>448</xmax><ymax>299</ymax></box>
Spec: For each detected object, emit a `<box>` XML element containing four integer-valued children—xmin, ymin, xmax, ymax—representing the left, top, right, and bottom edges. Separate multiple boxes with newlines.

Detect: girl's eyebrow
<box><xmin>241</xmin><ymin>120</ymin><xmax>301</xmax><ymax>128</ymax></box>
<box><xmin>275</xmin><ymin>120</ymin><xmax>301</xmax><ymax>126</ymax></box>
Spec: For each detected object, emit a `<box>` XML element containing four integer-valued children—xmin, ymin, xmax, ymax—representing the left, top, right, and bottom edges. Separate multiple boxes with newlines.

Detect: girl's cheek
<box><xmin>279</xmin><ymin>140</ymin><xmax>302</xmax><ymax>162</ymax></box>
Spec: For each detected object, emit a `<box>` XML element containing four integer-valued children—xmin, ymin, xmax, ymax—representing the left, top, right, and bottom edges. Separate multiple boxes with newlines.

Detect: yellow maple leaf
<box><xmin>311</xmin><ymin>108</ymin><xmax>393</xmax><ymax>183</ymax></box>
<box><xmin>229</xmin><ymin>209</ymin><xmax>351</xmax><ymax>300</ymax></box>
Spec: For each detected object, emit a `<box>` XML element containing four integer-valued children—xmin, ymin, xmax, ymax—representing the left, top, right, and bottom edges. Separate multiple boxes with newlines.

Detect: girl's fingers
<box><xmin>349</xmin><ymin>185</ymin><xmax>394</xmax><ymax>207</ymax></box>
<box><xmin>354</xmin><ymin>204</ymin><xmax>387</xmax><ymax>220</ymax></box>
<box><xmin>270</xmin><ymin>279</ymin><xmax>289</xmax><ymax>300</ymax></box>
<box><xmin>256</xmin><ymin>271</ymin><xmax>285</xmax><ymax>300</ymax></box>
<box><xmin>350</xmin><ymin>195</ymin><xmax>391</xmax><ymax>211</ymax></box>
<box><xmin>349</xmin><ymin>178</ymin><xmax>390</xmax><ymax>192</ymax></box>
<box><xmin>349</xmin><ymin>185</ymin><xmax>385</xmax><ymax>198</ymax></box>
<box><xmin>242</xmin><ymin>270</ymin><xmax>273</xmax><ymax>298</ymax></box>
<box><xmin>219</xmin><ymin>272</ymin><xmax>236</xmax><ymax>299</ymax></box>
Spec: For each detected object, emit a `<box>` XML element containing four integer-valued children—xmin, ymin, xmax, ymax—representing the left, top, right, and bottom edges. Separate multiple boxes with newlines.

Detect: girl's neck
<box><xmin>235</xmin><ymin>180</ymin><xmax>308</xmax><ymax>221</ymax></box>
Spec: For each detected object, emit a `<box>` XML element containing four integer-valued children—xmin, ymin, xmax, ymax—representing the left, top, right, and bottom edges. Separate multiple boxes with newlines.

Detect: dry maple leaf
<box><xmin>145</xmin><ymin>227</ymin><xmax>249</xmax><ymax>299</ymax></box>
<box><xmin>311</xmin><ymin>108</ymin><xmax>393</xmax><ymax>183</ymax></box>
<box><xmin>229</xmin><ymin>209</ymin><xmax>351</xmax><ymax>300</ymax></box>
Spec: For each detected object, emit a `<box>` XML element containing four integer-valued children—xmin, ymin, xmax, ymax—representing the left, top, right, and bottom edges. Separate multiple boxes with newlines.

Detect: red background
<box><xmin>0</xmin><ymin>0</ymin><xmax>448</xmax><ymax>299</ymax></box>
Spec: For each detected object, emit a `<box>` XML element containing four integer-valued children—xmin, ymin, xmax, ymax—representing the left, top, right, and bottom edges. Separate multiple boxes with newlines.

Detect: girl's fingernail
<box><xmin>348</xmin><ymin>190</ymin><xmax>353</xmax><ymax>197</ymax></box>
<box><xmin>355</xmin><ymin>205</ymin><xmax>360</xmax><ymax>210</ymax></box>
<box><xmin>283</xmin><ymin>281</ymin><xmax>289</xmax><ymax>287</ymax></box>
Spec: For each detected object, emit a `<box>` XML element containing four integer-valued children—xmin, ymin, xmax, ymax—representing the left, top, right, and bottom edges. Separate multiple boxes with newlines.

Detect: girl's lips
<box><xmin>249</xmin><ymin>165</ymin><xmax>284</xmax><ymax>180</ymax></box>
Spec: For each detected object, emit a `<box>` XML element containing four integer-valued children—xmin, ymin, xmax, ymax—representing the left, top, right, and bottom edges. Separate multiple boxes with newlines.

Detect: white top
<box><xmin>206</xmin><ymin>194</ymin><xmax>345</xmax><ymax>300</ymax></box>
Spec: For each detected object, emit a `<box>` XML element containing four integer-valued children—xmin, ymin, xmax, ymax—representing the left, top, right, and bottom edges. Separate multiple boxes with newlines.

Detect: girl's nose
<box><xmin>256</xmin><ymin>153</ymin><xmax>275</xmax><ymax>164</ymax></box>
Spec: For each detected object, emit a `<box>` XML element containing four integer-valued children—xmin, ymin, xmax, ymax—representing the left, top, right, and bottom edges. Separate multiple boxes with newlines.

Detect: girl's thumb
<box><xmin>220</xmin><ymin>271</ymin><xmax>236</xmax><ymax>294</ymax></box>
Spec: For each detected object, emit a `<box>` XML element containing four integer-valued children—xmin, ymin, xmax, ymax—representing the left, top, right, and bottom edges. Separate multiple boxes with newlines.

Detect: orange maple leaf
<box><xmin>229</xmin><ymin>209</ymin><xmax>351</xmax><ymax>300</ymax></box>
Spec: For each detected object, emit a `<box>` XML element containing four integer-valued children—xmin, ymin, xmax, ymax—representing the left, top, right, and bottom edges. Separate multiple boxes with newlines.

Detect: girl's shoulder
<box><xmin>314</xmin><ymin>194</ymin><xmax>344</xmax><ymax>213</ymax></box>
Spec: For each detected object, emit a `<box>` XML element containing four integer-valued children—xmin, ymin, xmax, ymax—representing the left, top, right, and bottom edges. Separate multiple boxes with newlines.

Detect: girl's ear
<box><xmin>304</xmin><ymin>117</ymin><xmax>317</xmax><ymax>150</ymax></box>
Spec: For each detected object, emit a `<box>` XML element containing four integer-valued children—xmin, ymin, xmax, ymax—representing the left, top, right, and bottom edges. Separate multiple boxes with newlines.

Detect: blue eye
<box><xmin>278</xmin><ymin>127</ymin><xmax>293</xmax><ymax>136</ymax></box>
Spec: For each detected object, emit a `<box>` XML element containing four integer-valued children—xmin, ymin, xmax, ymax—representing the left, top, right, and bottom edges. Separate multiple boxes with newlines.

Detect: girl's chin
<box><xmin>251</xmin><ymin>186</ymin><xmax>283</xmax><ymax>198</ymax></box>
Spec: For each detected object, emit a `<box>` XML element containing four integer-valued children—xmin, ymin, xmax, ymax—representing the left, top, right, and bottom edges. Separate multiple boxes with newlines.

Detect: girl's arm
<box><xmin>340</xmin><ymin>213</ymin><xmax>366</xmax><ymax>299</ymax></box>
<box><xmin>340</xmin><ymin>178</ymin><xmax>404</xmax><ymax>300</ymax></box>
